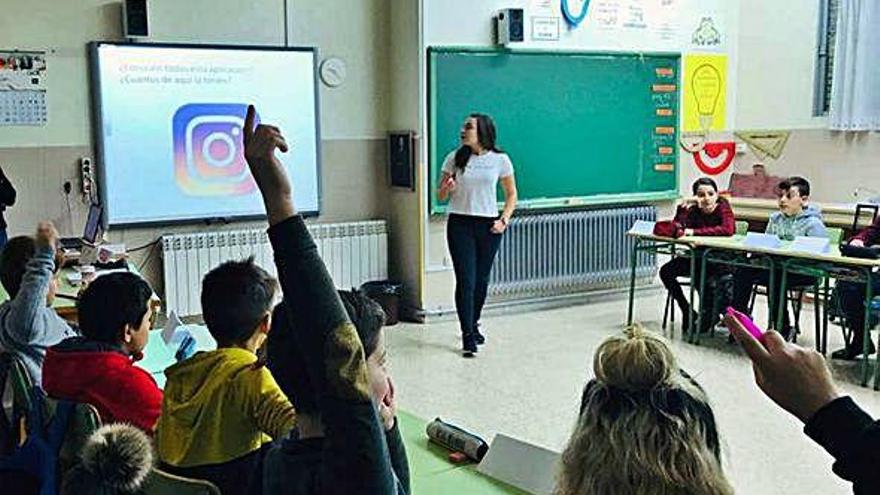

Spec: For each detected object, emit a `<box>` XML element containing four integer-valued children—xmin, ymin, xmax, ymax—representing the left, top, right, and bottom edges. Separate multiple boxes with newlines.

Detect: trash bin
<box><xmin>360</xmin><ymin>280</ymin><xmax>403</xmax><ymax>326</ymax></box>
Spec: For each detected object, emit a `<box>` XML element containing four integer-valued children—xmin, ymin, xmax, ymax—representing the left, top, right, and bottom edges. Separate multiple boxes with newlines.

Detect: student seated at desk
<box><xmin>556</xmin><ymin>324</ymin><xmax>733</xmax><ymax>495</ymax></box>
<box><xmin>264</xmin><ymin>290</ymin><xmax>410</xmax><ymax>495</ymax></box>
<box><xmin>0</xmin><ymin>221</ymin><xmax>77</xmax><ymax>386</ymax></box>
<box><xmin>834</xmin><ymin>216</ymin><xmax>880</xmax><ymax>360</ymax></box>
<box><xmin>731</xmin><ymin>177</ymin><xmax>828</xmax><ymax>338</ymax></box>
<box><xmin>42</xmin><ymin>272</ymin><xmax>162</xmax><ymax>433</ymax></box>
<box><xmin>155</xmin><ymin>258</ymin><xmax>296</xmax><ymax>495</ymax></box>
<box><xmin>659</xmin><ymin>177</ymin><xmax>735</xmax><ymax>333</ymax></box>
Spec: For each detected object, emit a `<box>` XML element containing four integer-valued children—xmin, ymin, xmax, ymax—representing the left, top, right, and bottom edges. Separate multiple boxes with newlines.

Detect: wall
<box><xmin>0</xmin><ymin>0</ymin><xmax>394</xmax><ymax>296</ymax></box>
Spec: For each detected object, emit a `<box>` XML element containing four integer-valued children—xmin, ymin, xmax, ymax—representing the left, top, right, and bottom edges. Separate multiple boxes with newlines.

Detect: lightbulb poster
<box><xmin>683</xmin><ymin>54</ymin><xmax>727</xmax><ymax>132</ymax></box>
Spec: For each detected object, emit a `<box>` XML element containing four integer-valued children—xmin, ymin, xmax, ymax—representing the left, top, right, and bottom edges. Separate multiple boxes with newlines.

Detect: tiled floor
<box><xmin>387</xmin><ymin>291</ymin><xmax>880</xmax><ymax>494</ymax></box>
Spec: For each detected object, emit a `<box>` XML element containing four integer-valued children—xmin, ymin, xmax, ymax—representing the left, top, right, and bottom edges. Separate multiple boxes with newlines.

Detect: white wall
<box><xmin>735</xmin><ymin>0</ymin><xmax>824</xmax><ymax>129</ymax></box>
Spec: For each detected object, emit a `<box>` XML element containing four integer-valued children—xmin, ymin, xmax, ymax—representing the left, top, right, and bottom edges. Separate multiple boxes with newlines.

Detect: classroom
<box><xmin>1</xmin><ymin>0</ymin><xmax>879</xmax><ymax>494</ymax></box>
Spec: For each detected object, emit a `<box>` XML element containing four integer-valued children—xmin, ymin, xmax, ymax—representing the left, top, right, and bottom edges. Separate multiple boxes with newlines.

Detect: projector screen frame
<box><xmin>88</xmin><ymin>41</ymin><xmax>323</xmax><ymax>229</ymax></box>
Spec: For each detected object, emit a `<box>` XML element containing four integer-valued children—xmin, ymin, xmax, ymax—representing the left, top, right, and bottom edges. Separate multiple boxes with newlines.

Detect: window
<box><xmin>814</xmin><ymin>0</ymin><xmax>839</xmax><ymax>116</ymax></box>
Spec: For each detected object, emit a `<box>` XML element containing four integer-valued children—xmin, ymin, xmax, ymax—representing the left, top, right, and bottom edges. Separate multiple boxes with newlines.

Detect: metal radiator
<box><xmin>489</xmin><ymin>206</ymin><xmax>657</xmax><ymax>298</ymax></box>
<box><xmin>162</xmin><ymin>220</ymin><xmax>388</xmax><ymax>317</ymax></box>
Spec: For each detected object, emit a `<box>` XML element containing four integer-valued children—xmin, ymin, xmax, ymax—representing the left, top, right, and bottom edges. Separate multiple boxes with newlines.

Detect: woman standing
<box><xmin>437</xmin><ymin>114</ymin><xmax>517</xmax><ymax>357</ymax></box>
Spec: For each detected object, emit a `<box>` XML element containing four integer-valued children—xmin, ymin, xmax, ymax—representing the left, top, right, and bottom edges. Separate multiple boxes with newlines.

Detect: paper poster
<box><xmin>683</xmin><ymin>54</ymin><xmax>727</xmax><ymax>132</ymax></box>
<box><xmin>0</xmin><ymin>50</ymin><xmax>48</xmax><ymax>126</ymax></box>
<box><xmin>529</xmin><ymin>0</ymin><xmax>555</xmax><ymax>15</ymax></box>
<box><xmin>691</xmin><ymin>141</ymin><xmax>735</xmax><ymax>175</ymax></box>
<box><xmin>532</xmin><ymin>17</ymin><xmax>561</xmax><ymax>40</ymax></box>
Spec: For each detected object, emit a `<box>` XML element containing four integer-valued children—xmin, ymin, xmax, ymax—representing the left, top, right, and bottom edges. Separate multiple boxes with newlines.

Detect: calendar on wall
<box><xmin>0</xmin><ymin>50</ymin><xmax>48</xmax><ymax>126</ymax></box>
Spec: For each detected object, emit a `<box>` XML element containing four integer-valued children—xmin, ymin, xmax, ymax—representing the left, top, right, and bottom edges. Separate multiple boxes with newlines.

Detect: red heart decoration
<box><xmin>692</xmin><ymin>141</ymin><xmax>735</xmax><ymax>175</ymax></box>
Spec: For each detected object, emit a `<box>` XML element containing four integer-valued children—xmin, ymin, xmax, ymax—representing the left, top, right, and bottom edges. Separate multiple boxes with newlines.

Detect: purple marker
<box><xmin>726</xmin><ymin>306</ymin><xmax>766</xmax><ymax>342</ymax></box>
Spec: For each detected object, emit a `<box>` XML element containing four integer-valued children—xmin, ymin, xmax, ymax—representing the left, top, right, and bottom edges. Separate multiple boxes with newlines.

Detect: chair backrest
<box><xmin>735</xmin><ymin>220</ymin><xmax>749</xmax><ymax>235</ymax></box>
<box><xmin>827</xmin><ymin>227</ymin><xmax>844</xmax><ymax>245</ymax></box>
<box><xmin>44</xmin><ymin>398</ymin><xmax>101</xmax><ymax>477</ymax></box>
<box><xmin>854</xmin><ymin>203</ymin><xmax>879</xmax><ymax>232</ymax></box>
<box><xmin>0</xmin><ymin>352</ymin><xmax>34</xmax><ymax>453</ymax></box>
<box><xmin>142</xmin><ymin>468</ymin><xmax>222</xmax><ymax>495</ymax></box>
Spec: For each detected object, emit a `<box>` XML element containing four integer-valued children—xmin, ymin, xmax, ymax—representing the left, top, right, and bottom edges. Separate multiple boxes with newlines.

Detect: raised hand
<box><xmin>725</xmin><ymin>313</ymin><xmax>841</xmax><ymax>423</ymax></box>
<box><xmin>36</xmin><ymin>221</ymin><xmax>58</xmax><ymax>251</ymax></box>
<box><xmin>242</xmin><ymin>105</ymin><xmax>295</xmax><ymax>225</ymax></box>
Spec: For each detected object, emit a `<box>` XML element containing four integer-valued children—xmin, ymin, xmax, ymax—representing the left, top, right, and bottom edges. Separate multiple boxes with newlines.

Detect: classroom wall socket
<box><xmin>80</xmin><ymin>157</ymin><xmax>93</xmax><ymax>197</ymax></box>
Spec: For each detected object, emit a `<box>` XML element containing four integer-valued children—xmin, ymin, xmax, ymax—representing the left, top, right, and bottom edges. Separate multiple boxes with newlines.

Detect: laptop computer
<box><xmin>59</xmin><ymin>203</ymin><xmax>102</xmax><ymax>251</ymax></box>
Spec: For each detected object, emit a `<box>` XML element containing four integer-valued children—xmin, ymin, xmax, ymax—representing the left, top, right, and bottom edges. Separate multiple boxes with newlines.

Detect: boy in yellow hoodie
<box><xmin>155</xmin><ymin>258</ymin><xmax>295</xmax><ymax>495</ymax></box>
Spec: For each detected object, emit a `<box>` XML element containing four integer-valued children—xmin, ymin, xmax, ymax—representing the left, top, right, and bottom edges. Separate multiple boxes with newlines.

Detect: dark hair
<box><xmin>267</xmin><ymin>289</ymin><xmax>386</xmax><ymax>415</ymax></box>
<box><xmin>779</xmin><ymin>176</ymin><xmax>811</xmax><ymax>197</ymax></box>
<box><xmin>201</xmin><ymin>257</ymin><xmax>277</xmax><ymax>347</ymax></box>
<box><xmin>77</xmin><ymin>273</ymin><xmax>153</xmax><ymax>343</ymax></box>
<box><xmin>0</xmin><ymin>236</ymin><xmax>36</xmax><ymax>299</ymax></box>
<box><xmin>453</xmin><ymin>113</ymin><xmax>502</xmax><ymax>171</ymax></box>
<box><xmin>691</xmin><ymin>177</ymin><xmax>719</xmax><ymax>195</ymax></box>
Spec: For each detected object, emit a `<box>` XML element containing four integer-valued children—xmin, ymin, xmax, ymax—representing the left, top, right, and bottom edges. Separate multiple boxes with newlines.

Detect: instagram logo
<box><xmin>172</xmin><ymin>103</ymin><xmax>258</xmax><ymax>196</ymax></box>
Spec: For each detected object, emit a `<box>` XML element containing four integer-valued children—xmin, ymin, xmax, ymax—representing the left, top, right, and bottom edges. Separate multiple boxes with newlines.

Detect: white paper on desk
<box><xmin>162</xmin><ymin>310</ymin><xmax>183</xmax><ymax>345</ymax></box>
<box><xmin>628</xmin><ymin>220</ymin><xmax>656</xmax><ymax>235</ymax></box>
<box><xmin>789</xmin><ymin>236</ymin><xmax>830</xmax><ymax>254</ymax></box>
<box><xmin>744</xmin><ymin>232</ymin><xmax>782</xmax><ymax>249</ymax></box>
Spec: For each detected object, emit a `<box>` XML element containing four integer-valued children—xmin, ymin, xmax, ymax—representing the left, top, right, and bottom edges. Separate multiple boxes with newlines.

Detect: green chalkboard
<box><xmin>429</xmin><ymin>47</ymin><xmax>680</xmax><ymax>214</ymax></box>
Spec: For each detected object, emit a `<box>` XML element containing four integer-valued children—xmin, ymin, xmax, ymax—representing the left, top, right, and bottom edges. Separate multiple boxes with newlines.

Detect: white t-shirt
<box><xmin>441</xmin><ymin>150</ymin><xmax>514</xmax><ymax>218</ymax></box>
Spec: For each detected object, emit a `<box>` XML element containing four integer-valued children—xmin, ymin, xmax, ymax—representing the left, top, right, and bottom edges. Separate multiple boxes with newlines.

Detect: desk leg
<box><xmin>627</xmin><ymin>239</ymin><xmax>639</xmax><ymax>326</ymax></box>
<box><xmin>823</xmin><ymin>277</ymin><xmax>830</xmax><ymax>355</ymax></box>
<box><xmin>777</xmin><ymin>263</ymin><xmax>789</xmax><ymax>335</ymax></box>
<box><xmin>865</xmin><ymin>270</ymin><xmax>877</xmax><ymax>389</ymax></box>
<box><xmin>767</xmin><ymin>259</ymin><xmax>776</xmax><ymax>330</ymax></box>
<box><xmin>688</xmin><ymin>250</ymin><xmax>698</xmax><ymax>343</ymax></box>
<box><xmin>694</xmin><ymin>250</ymin><xmax>711</xmax><ymax>345</ymax></box>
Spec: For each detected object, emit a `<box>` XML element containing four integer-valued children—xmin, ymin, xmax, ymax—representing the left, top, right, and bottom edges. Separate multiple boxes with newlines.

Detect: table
<box><xmin>0</xmin><ymin>263</ymin><xmax>155</xmax><ymax>322</ymax></box>
<box><xmin>627</xmin><ymin>231</ymin><xmax>880</xmax><ymax>387</ymax></box>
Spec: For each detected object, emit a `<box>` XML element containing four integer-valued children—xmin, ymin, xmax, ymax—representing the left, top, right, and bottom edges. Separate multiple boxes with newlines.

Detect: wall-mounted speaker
<box><xmin>389</xmin><ymin>131</ymin><xmax>416</xmax><ymax>191</ymax></box>
<box><xmin>123</xmin><ymin>0</ymin><xmax>150</xmax><ymax>39</ymax></box>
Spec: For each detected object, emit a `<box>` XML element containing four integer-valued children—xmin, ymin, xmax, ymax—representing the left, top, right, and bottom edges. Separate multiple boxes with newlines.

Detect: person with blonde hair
<box><xmin>556</xmin><ymin>324</ymin><xmax>733</xmax><ymax>495</ymax></box>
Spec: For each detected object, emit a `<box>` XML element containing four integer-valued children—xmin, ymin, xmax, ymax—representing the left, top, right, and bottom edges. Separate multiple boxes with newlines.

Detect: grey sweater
<box><xmin>0</xmin><ymin>244</ymin><xmax>77</xmax><ymax>386</ymax></box>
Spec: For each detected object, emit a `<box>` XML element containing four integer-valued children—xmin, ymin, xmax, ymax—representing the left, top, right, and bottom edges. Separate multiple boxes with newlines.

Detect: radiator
<box><xmin>162</xmin><ymin>220</ymin><xmax>388</xmax><ymax>317</ymax></box>
<box><xmin>489</xmin><ymin>206</ymin><xmax>656</xmax><ymax>298</ymax></box>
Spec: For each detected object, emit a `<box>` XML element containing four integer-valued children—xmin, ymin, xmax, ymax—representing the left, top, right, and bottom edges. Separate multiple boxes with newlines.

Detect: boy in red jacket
<box><xmin>42</xmin><ymin>272</ymin><xmax>162</xmax><ymax>433</ymax></box>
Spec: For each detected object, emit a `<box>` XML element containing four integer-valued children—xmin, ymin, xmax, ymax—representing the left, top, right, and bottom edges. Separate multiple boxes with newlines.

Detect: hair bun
<box><xmin>593</xmin><ymin>323</ymin><xmax>677</xmax><ymax>392</ymax></box>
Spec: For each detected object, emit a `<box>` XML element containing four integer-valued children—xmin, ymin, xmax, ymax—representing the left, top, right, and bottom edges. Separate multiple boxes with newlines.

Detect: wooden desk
<box><xmin>626</xmin><ymin>231</ymin><xmax>880</xmax><ymax>386</ymax></box>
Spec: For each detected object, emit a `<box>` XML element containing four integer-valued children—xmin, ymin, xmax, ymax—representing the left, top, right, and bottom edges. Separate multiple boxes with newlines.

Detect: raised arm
<box><xmin>242</xmin><ymin>106</ymin><xmax>396</xmax><ymax>494</ymax></box>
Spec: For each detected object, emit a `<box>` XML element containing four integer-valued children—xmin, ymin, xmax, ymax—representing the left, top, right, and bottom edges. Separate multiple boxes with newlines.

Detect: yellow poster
<box><xmin>683</xmin><ymin>54</ymin><xmax>727</xmax><ymax>132</ymax></box>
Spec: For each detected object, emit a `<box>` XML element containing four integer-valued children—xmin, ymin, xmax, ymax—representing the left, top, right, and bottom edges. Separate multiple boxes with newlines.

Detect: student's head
<box><xmin>691</xmin><ymin>177</ymin><xmax>720</xmax><ymax>214</ymax></box>
<box><xmin>268</xmin><ymin>289</ymin><xmax>389</xmax><ymax>418</ymax></box>
<box><xmin>556</xmin><ymin>324</ymin><xmax>732</xmax><ymax>495</ymax></box>
<box><xmin>777</xmin><ymin>176</ymin><xmax>811</xmax><ymax>216</ymax></box>
<box><xmin>201</xmin><ymin>257</ymin><xmax>277</xmax><ymax>349</ymax></box>
<box><xmin>77</xmin><ymin>272</ymin><xmax>154</xmax><ymax>355</ymax></box>
<box><xmin>0</xmin><ymin>236</ymin><xmax>61</xmax><ymax>305</ymax></box>
<box><xmin>61</xmin><ymin>423</ymin><xmax>154</xmax><ymax>495</ymax></box>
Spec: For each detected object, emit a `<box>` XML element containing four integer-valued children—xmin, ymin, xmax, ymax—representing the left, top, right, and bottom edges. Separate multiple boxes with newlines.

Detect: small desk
<box><xmin>0</xmin><ymin>263</ymin><xmax>154</xmax><ymax>323</ymax></box>
<box><xmin>627</xmin><ymin>231</ymin><xmax>880</xmax><ymax>387</ymax></box>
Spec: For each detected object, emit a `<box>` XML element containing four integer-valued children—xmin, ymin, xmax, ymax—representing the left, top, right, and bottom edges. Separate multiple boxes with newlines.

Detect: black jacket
<box><xmin>263</xmin><ymin>420</ymin><xmax>410</xmax><ymax>495</ymax></box>
<box><xmin>0</xmin><ymin>167</ymin><xmax>16</xmax><ymax>230</ymax></box>
<box><xmin>805</xmin><ymin>396</ymin><xmax>880</xmax><ymax>494</ymax></box>
<box><xmin>268</xmin><ymin>216</ymin><xmax>402</xmax><ymax>494</ymax></box>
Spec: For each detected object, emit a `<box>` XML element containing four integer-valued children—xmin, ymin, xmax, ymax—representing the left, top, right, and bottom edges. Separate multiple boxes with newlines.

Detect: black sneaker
<box><xmin>462</xmin><ymin>336</ymin><xmax>478</xmax><ymax>358</ymax></box>
<box><xmin>681</xmin><ymin>310</ymin><xmax>699</xmax><ymax>334</ymax></box>
<box><xmin>474</xmin><ymin>324</ymin><xmax>486</xmax><ymax>345</ymax></box>
<box><xmin>832</xmin><ymin>341</ymin><xmax>877</xmax><ymax>361</ymax></box>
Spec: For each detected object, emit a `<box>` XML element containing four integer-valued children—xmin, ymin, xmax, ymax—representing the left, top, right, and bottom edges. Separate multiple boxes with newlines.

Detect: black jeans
<box><xmin>837</xmin><ymin>278</ymin><xmax>880</xmax><ymax>349</ymax></box>
<box><xmin>732</xmin><ymin>266</ymin><xmax>816</xmax><ymax>331</ymax></box>
<box><xmin>447</xmin><ymin>214</ymin><xmax>503</xmax><ymax>341</ymax></box>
